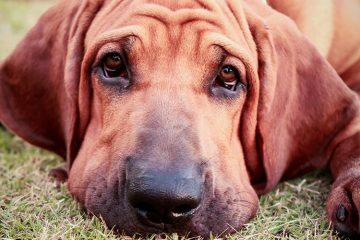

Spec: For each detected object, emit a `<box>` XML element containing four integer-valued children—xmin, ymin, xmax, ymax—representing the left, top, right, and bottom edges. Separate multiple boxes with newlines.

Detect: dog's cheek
<box><xmin>195</xmin><ymin>183</ymin><xmax>258</xmax><ymax>235</ymax></box>
<box><xmin>67</xmin><ymin>156</ymin><xmax>89</xmax><ymax>205</ymax></box>
<box><xmin>67</xmin><ymin>140</ymin><xmax>106</xmax><ymax>205</ymax></box>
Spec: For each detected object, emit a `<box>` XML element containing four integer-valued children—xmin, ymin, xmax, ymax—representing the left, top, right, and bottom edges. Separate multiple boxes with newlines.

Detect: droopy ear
<box><xmin>0</xmin><ymin>0</ymin><xmax>103</xmax><ymax>162</ymax></box>
<box><xmin>242</xmin><ymin>2</ymin><xmax>359</xmax><ymax>193</ymax></box>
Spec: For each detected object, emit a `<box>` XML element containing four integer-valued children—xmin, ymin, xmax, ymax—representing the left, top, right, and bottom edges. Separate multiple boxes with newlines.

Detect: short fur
<box><xmin>0</xmin><ymin>0</ymin><xmax>359</xmax><ymax>237</ymax></box>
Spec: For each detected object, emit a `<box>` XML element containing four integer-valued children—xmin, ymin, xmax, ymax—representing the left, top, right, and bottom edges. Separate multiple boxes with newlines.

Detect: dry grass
<box><xmin>0</xmin><ymin>1</ymin><xmax>344</xmax><ymax>239</ymax></box>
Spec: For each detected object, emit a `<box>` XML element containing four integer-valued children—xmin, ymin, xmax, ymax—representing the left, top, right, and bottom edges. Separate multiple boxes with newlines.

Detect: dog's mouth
<box><xmin>75</xmin><ymin>158</ymin><xmax>259</xmax><ymax>237</ymax></box>
<box><xmin>131</xmin><ymin>201</ymin><xmax>201</xmax><ymax>229</ymax></box>
<box><xmin>69</xmin><ymin>115</ymin><xmax>258</xmax><ymax>237</ymax></box>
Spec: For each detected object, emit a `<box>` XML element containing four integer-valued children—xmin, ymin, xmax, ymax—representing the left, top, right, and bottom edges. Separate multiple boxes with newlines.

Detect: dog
<box><xmin>0</xmin><ymin>0</ymin><xmax>359</xmax><ymax>237</ymax></box>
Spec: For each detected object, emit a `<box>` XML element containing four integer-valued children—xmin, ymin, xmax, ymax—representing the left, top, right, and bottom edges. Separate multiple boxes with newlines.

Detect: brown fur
<box><xmin>0</xmin><ymin>0</ymin><xmax>359</xmax><ymax>237</ymax></box>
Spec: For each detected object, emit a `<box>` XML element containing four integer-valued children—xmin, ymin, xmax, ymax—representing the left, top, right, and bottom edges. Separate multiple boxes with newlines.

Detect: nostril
<box><xmin>131</xmin><ymin>201</ymin><xmax>164</xmax><ymax>224</ymax></box>
<box><xmin>173</xmin><ymin>204</ymin><xmax>193</xmax><ymax>214</ymax></box>
<box><xmin>171</xmin><ymin>203</ymin><xmax>197</xmax><ymax>217</ymax></box>
<box><xmin>129</xmin><ymin>194</ymin><xmax>201</xmax><ymax>225</ymax></box>
<box><xmin>134</xmin><ymin>202</ymin><xmax>154</xmax><ymax>214</ymax></box>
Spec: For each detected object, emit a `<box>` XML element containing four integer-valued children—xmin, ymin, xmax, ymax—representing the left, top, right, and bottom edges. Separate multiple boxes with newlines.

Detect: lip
<box><xmin>134</xmin><ymin>204</ymin><xmax>200</xmax><ymax>229</ymax></box>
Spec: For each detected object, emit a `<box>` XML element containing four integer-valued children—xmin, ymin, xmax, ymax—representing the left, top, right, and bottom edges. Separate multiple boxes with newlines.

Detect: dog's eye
<box><xmin>102</xmin><ymin>53</ymin><xmax>127</xmax><ymax>78</ymax></box>
<box><xmin>216</xmin><ymin>65</ymin><xmax>240</xmax><ymax>91</ymax></box>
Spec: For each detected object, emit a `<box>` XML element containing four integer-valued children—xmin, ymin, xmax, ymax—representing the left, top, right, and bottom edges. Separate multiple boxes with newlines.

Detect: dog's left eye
<box><xmin>216</xmin><ymin>65</ymin><xmax>240</xmax><ymax>91</ymax></box>
<box><xmin>102</xmin><ymin>52</ymin><xmax>128</xmax><ymax>78</ymax></box>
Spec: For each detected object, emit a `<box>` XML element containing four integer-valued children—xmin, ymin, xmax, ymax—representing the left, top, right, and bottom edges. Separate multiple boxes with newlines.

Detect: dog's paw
<box><xmin>326</xmin><ymin>175</ymin><xmax>360</xmax><ymax>239</ymax></box>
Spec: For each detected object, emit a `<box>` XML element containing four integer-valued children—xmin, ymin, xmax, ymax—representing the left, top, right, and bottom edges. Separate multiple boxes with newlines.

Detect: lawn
<box><xmin>0</xmin><ymin>1</ymin><xmax>343</xmax><ymax>239</ymax></box>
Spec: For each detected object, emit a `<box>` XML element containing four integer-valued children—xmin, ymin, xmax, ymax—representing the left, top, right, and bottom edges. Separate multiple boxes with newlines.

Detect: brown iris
<box><xmin>103</xmin><ymin>52</ymin><xmax>127</xmax><ymax>78</ymax></box>
<box><xmin>217</xmin><ymin>65</ymin><xmax>239</xmax><ymax>91</ymax></box>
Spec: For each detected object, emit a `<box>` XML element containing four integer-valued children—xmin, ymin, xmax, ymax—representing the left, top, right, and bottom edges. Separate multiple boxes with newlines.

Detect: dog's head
<box><xmin>0</xmin><ymin>0</ymin><xmax>355</xmax><ymax>237</ymax></box>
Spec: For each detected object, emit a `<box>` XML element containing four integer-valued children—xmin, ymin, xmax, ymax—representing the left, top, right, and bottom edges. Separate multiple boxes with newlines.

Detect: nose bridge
<box><xmin>134</xmin><ymin>95</ymin><xmax>199</xmax><ymax>139</ymax></box>
<box><xmin>125</xmin><ymin>97</ymin><xmax>207</xmax><ymax>225</ymax></box>
<box><xmin>136</xmin><ymin>113</ymin><xmax>201</xmax><ymax>168</ymax></box>
<box><xmin>126</xmin><ymin>155</ymin><xmax>203</xmax><ymax>183</ymax></box>
<box><xmin>145</xmin><ymin>109</ymin><xmax>193</xmax><ymax>137</ymax></box>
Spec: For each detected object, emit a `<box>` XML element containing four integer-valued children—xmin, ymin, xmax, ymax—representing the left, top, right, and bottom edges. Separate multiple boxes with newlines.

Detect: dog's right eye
<box><xmin>102</xmin><ymin>52</ymin><xmax>128</xmax><ymax>79</ymax></box>
<box><xmin>216</xmin><ymin>65</ymin><xmax>239</xmax><ymax>91</ymax></box>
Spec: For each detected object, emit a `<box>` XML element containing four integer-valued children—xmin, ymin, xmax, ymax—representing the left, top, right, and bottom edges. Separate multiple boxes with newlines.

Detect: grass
<box><xmin>0</xmin><ymin>1</ymin><xmax>343</xmax><ymax>239</ymax></box>
<box><xmin>0</xmin><ymin>0</ymin><xmax>55</xmax><ymax>59</ymax></box>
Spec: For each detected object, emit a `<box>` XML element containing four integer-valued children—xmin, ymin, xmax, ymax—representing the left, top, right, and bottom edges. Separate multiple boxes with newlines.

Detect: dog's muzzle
<box><xmin>125</xmin><ymin>157</ymin><xmax>204</xmax><ymax>228</ymax></box>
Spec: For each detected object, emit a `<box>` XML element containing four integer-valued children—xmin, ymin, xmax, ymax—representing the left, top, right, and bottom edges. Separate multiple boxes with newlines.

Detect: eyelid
<box><xmin>100</xmin><ymin>51</ymin><xmax>125</xmax><ymax>65</ymax></box>
<box><xmin>92</xmin><ymin>45</ymin><xmax>125</xmax><ymax>69</ymax></box>
<box><xmin>213</xmin><ymin>46</ymin><xmax>246</xmax><ymax>77</ymax></box>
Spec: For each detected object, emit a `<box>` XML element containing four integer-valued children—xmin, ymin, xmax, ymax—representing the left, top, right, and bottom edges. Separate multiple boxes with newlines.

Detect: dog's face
<box><xmin>68</xmin><ymin>1</ymin><xmax>258</xmax><ymax>236</ymax></box>
<box><xmin>2</xmin><ymin>0</ymin><xmax>354</xmax><ymax>237</ymax></box>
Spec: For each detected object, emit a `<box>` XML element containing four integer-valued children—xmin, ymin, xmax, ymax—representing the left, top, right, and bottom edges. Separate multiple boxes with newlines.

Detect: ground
<box><xmin>0</xmin><ymin>1</ymin><xmax>343</xmax><ymax>239</ymax></box>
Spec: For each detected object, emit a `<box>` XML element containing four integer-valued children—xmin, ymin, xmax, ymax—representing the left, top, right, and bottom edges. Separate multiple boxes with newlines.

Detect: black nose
<box><xmin>126</xmin><ymin>168</ymin><xmax>203</xmax><ymax>226</ymax></box>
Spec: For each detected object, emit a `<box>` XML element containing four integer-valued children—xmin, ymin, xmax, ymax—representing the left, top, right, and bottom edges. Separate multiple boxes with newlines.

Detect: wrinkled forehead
<box><xmin>85</xmin><ymin>0</ymin><xmax>256</xmax><ymax>64</ymax></box>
